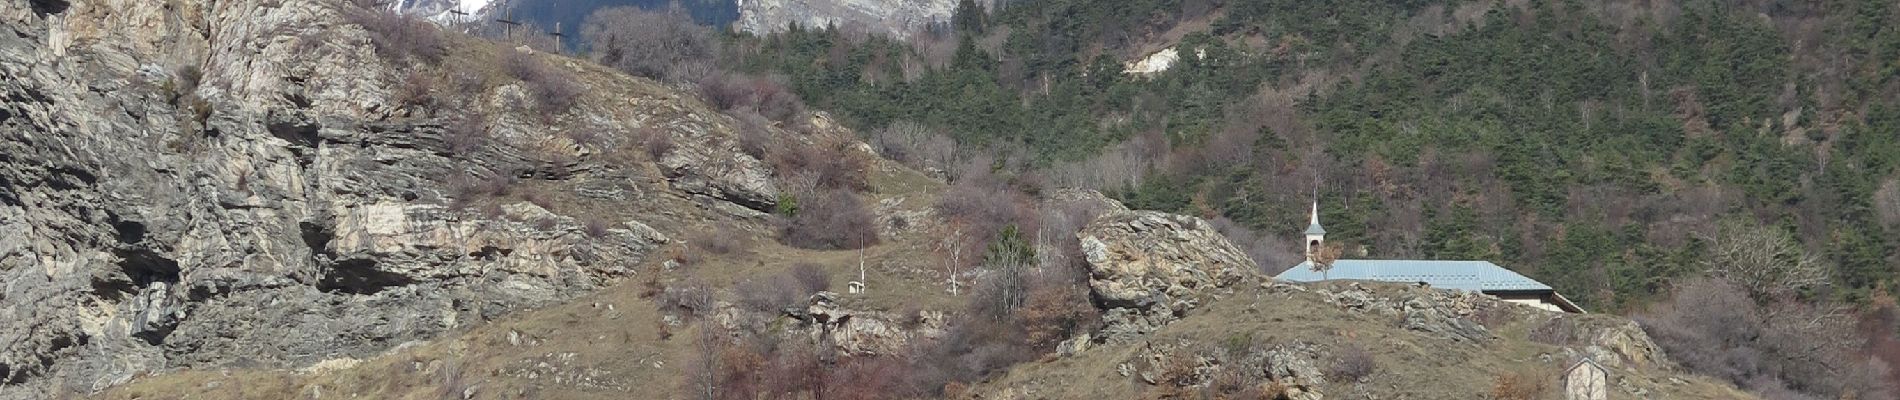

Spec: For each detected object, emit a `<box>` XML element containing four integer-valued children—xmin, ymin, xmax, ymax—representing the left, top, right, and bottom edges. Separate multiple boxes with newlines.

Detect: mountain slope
<box><xmin>977</xmin><ymin>281</ymin><xmax>1751</xmax><ymax>399</ymax></box>
<box><xmin>0</xmin><ymin>0</ymin><xmax>805</xmax><ymax>397</ymax></box>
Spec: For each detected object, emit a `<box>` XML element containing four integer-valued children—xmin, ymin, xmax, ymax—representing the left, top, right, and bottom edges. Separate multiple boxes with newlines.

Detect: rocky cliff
<box><xmin>736</xmin><ymin>0</ymin><xmax>978</xmax><ymax>40</ymax></box>
<box><xmin>0</xmin><ymin>1</ymin><xmax>785</xmax><ymax>397</ymax></box>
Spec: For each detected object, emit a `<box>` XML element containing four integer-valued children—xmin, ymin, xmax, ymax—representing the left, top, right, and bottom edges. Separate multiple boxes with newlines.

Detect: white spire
<box><xmin>1304</xmin><ymin>185</ymin><xmax>1326</xmax><ymax>261</ymax></box>
<box><xmin>1310</xmin><ymin>197</ymin><xmax>1320</xmax><ymax>226</ymax></box>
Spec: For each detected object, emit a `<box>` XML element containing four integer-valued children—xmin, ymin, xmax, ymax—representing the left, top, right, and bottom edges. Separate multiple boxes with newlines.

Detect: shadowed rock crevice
<box><xmin>45</xmin><ymin>166</ymin><xmax>95</xmax><ymax>190</ymax></box>
<box><xmin>28</xmin><ymin>0</ymin><xmax>69</xmax><ymax>15</ymax></box>
<box><xmin>131</xmin><ymin>324</ymin><xmax>173</xmax><ymax>347</ymax></box>
<box><xmin>317</xmin><ymin>259</ymin><xmax>414</xmax><ymax>295</ymax></box>
<box><xmin>113</xmin><ymin>219</ymin><xmax>146</xmax><ymax>245</ymax></box>
<box><xmin>265</xmin><ymin>115</ymin><xmax>320</xmax><ymax>148</ymax></box>
<box><xmin>95</xmin><ymin>249</ymin><xmax>182</xmax><ymax>302</ymax></box>
<box><xmin>300</xmin><ymin>221</ymin><xmax>333</xmax><ymax>257</ymax></box>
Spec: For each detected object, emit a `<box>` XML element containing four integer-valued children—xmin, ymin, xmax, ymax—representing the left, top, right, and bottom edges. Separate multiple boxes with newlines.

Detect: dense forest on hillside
<box><xmin>562</xmin><ymin>0</ymin><xmax>1900</xmax><ymax>397</ymax></box>
<box><xmin>710</xmin><ymin>0</ymin><xmax>1900</xmax><ymax>313</ymax></box>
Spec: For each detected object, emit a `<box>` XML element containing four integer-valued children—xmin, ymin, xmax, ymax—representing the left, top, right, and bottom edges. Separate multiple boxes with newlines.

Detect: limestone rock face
<box><xmin>0</xmin><ymin>1</ymin><xmax>767</xmax><ymax>397</ymax></box>
<box><xmin>1587</xmin><ymin>320</ymin><xmax>1670</xmax><ymax>369</ymax></box>
<box><xmin>1078</xmin><ymin>210</ymin><xmax>1257</xmax><ymax>340</ymax></box>
<box><xmin>1314</xmin><ymin>282</ymin><xmax>1494</xmax><ymax>344</ymax></box>
<box><xmin>783</xmin><ymin>292</ymin><xmax>943</xmax><ymax>356</ymax></box>
<box><xmin>736</xmin><ymin>0</ymin><xmax>983</xmax><ymax>41</ymax></box>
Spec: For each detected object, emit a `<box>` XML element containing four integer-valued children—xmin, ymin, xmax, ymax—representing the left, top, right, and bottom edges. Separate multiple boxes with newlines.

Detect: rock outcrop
<box><xmin>1311</xmin><ymin>282</ymin><xmax>1494</xmax><ymax>343</ymax></box>
<box><xmin>1118</xmin><ymin>341</ymin><xmax>1328</xmax><ymax>400</ymax></box>
<box><xmin>781</xmin><ymin>292</ymin><xmax>944</xmax><ymax>356</ymax></box>
<box><xmin>0</xmin><ymin>1</ymin><xmax>781</xmax><ymax>397</ymax></box>
<box><xmin>1078</xmin><ymin>210</ymin><xmax>1257</xmax><ymax>341</ymax></box>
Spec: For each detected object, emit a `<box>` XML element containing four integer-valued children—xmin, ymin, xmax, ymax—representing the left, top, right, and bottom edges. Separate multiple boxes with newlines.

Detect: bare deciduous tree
<box><xmin>1702</xmin><ymin>219</ymin><xmax>1829</xmax><ymax>299</ymax></box>
<box><xmin>581</xmin><ymin>6</ymin><xmax>714</xmax><ymax>80</ymax></box>
<box><xmin>686</xmin><ymin>324</ymin><xmax>724</xmax><ymax>400</ymax></box>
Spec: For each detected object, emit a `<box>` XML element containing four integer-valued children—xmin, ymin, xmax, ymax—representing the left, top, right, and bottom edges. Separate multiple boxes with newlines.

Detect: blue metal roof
<box><xmin>1305</xmin><ymin>222</ymin><xmax>1326</xmax><ymax>235</ymax></box>
<box><xmin>1276</xmin><ymin>259</ymin><xmax>1553</xmax><ymax>292</ymax></box>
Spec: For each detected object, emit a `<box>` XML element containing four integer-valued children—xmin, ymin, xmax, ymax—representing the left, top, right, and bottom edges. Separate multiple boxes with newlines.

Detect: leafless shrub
<box><xmin>581</xmin><ymin>6</ymin><xmax>715</xmax><ymax>80</ymax></box>
<box><xmin>1013</xmin><ymin>278</ymin><xmax>1098</xmax><ymax>350</ymax></box>
<box><xmin>395</xmin><ymin>70</ymin><xmax>436</xmax><ymax>111</ymax></box>
<box><xmin>738</xmin><ymin>275</ymin><xmax>804</xmax><ymax>313</ymax></box>
<box><xmin>658</xmin><ymin>281</ymin><xmax>716</xmax><ymax>319</ymax></box>
<box><xmin>935</xmin><ymin>177</ymin><xmax>1037</xmax><ymax>260</ymax></box>
<box><xmin>734</xmin><ymin>264</ymin><xmax>832</xmax><ymax>314</ymax></box>
<box><xmin>433</xmin><ymin>357</ymin><xmax>470</xmax><ymax>400</ymax></box>
<box><xmin>567</xmin><ymin>127</ymin><xmax>606</xmax><ymax>150</ymax></box>
<box><xmin>732</xmin><ymin>111</ymin><xmax>775</xmax><ymax>160</ymax></box>
<box><xmin>582</xmin><ymin>217</ymin><xmax>611</xmax><ymax>238</ymax></box>
<box><xmin>779</xmin><ymin>189</ymin><xmax>879</xmax><ymax>250</ymax></box>
<box><xmin>789</xmin><ymin>263</ymin><xmax>830</xmax><ymax>293</ymax></box>
<box><xmin>502</xmin><ymin>52</ymin><xmax>582</xmax><ymax>117</ymax></box>
<box><xmin>1490</xmin><ymin>370</ymin><xmax>1551</xmax><ymax>400</ymax></box>
<box><xmin>443</xmin><ymin>114</ymin><xmax>490</xmax><ymax>155</ymax></box>
<box><xmin>172</xmin><ymin>65</ymin><xmax>203</xmax><ymax>97</ymax></box>
<box><xmin>479</xmin><ymin>171</ymin><xmax>516</xmax><ymax>197</ymax></box>
<box><xmin>688</xmin><ymin>226</ymin><xmax>748</xmax><ymax>256</ymax></box>
<box><xmin>1046</xmin><ymin>141</ymin><xmax>1155</xmax><ymax>193</ymax></box>
<box><xmin>770</xmin><ymin>138</ymin><xmax>870</xmax><ymax>192</ymax></box>
<box><xmin>1328</xmin><ymin>345</ymin><xmax>1377</xmax><ymax>383</ymax></box>
<box><xmin>1527</xmin><ymin>316</ymin><xmax>1580</xmax><ymax>345</ymax></box>
<box><xmin>640</xmin><ymin>127</ymin><xmax>676</xmax><ymax>159</ymax></box>
<box><xmin>683</xmin><ymin>324</ymin><xmax>725</xmax><ymax>400</ymax></box>
<box><xmin>871</xmin><ymin>120</ymin><xmax>959</xmax><ymax>173</ymax></box>
<box><xmin>1037</xmin><ymin>197</ymin><xmax>1110</xmax><ymax>269</ymax></box>
<box><xmin>697</xmin><ymin>73</ymin><xmax>807</xmax><ymax>124</ymax></box>
<box><xmin>1639</xmin><ymin>277</ymin><xmax>1893</xmax><ymax>399</ymax></box>
<box><xmin>343</xmin><ymin>5</ymin><xmax>445</xmax><ymax>64</ymax></box>
<box><xmin>1211</xmin><ymin>216</ymin><xmax>1300</xmax><ymax>274</ymax></box>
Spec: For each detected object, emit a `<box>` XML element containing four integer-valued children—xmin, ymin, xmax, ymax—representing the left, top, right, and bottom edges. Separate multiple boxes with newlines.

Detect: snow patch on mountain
<box><xmin>390</xmin><ymin>0</ymin><xmax>496</xmax><ymax>24</ymax></box>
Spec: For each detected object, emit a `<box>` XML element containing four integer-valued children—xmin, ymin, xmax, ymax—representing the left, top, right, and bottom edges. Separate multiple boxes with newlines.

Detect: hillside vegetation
<box><xmin>13</xmin><ymin>0</ymin><xmax>1899</xmax><ymax>399</ymax></box>
<box><xmin>674</xmin><ymin>0</ymin><xmax>1900</xmax><ymax>398</ymax></box>
<box><xmin>727</xmin><ymin>0</ymin><xmax>1900</xmax><ymax>309</ymax></box>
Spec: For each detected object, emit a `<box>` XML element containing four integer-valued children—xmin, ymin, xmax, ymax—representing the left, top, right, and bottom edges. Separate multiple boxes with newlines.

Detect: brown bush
<box><xmin>479</xmin><ymin>171</ymin><xmax>516</xmax><ymax>197</ymax></box>
<box><xmin>343</xmin><ymin>5</ymin><xmax>445</xmax><ymax>64</ymax></box>
<box><xmin>1527</xmin><ymin>316</ymin><xmax>1580</xmax><ymax>345</ymax></box>
<box><xmin>581</xmin><ymin>217</ymin><xmax>611</xmax><ymax>238</ymax></box>
<box><xmin>443</xmin><ymin>114</ymin><xmax>490</xmax><ymax>155</ymax></box>
<box><xmin>640</xmin><ymin>127</ymin><xmax>677</xmax><ymax>159</ymax></box>
<box><xmin>1490</xmin><ymin>370</ymin><xmax>1551</xmax><ymax>400</ymax></box>
<box><xmin>1637</xmin><ymin>276</ymin><xmax>1896</xmax><ymax>399</ymax></box>
<box><xmin>732</xmin><ymin>111</ymin><xmax>774</xmax><ymax>160</ymax></box>
<box><xmin>935</xmin><ymin>177</ymin><xmax>1037</xmax><ymax>262</ymax></box>
<box><xmin>778</xmin><ymin>189</ymin><xmax>879</xmax><ymax>250</ymax></box>
<box><xmin>688</xmin><ymin>226</ymin><xmax>748</xmax><ymax>256</ymax></box>
<box><xmin>395</xmin><ymin>70</ymin><xmax>436</xmax><ymax>111</ymax></box>
<box><xmin>697</xmin><ymin>73</ymin><xmax>807</xmax><ymax>124</ymax></box>
<box><xmin>770</xmin><ymin>138</ymin><xmax>870</xmax><ymax>192</ymax></box>
<box><xmin>657</xmin><ymin>281</ymin><xmax>716</xmax><ymax>319</ymax></box>
<box><xmin>501</xmin><ymin>52</ymin><xmax>581</xmax><ymax>117</ymax></box>
<box><xmin>870</xmin><ymin>120</ymin><xmax>958</xmax><ymax>172</ymax></box>
<box><xmin>789</xmin><ymin>263</ymin><xmax>830</xmax><ymax>293</ymax></box>
<box><xmin>171</xmin><ymin>65</ymin><xmax>203</xmax><ymax>99</ymax></box>
<box><xmin>1327</xmin><ymin>345</ymin><xmax>1377</xmax><ymax>383</ymax></box>
<box><xmin>1014</xmin><ymin>282</ymin><xmax>1097</xmax><ymax>350</ymax></box>
<box><xmin>737</xmin><ymin>276</ymin><xmax>802</xmax><ymax>313</ymax></box>
<box><xmin>581</xmin><ymin>6</ymin><xmax>715</xmax><ymax>80</ymax></box>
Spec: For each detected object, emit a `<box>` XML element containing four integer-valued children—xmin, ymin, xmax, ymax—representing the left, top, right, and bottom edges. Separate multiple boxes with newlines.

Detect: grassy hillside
<box><xmin>977</xmin><ymin>281</ymin><xmax>1754</xmax><ymax>399</ymax></box>
<box><xmin>81</xmin><ymin>1</ymin><xmax>1900</xmax><ymax>398</ymax></box>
